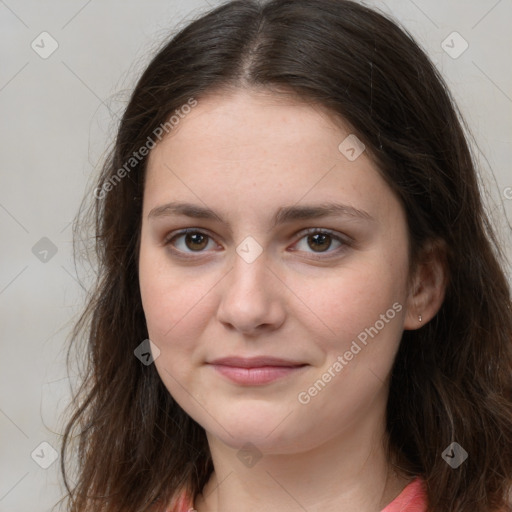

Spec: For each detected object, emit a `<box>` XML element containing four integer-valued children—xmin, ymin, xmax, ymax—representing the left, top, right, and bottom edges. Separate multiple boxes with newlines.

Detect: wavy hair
<box><xmin>60</xmin><ymin>1</ymin><xmax>512</xmax><ymax>511</ymax></box>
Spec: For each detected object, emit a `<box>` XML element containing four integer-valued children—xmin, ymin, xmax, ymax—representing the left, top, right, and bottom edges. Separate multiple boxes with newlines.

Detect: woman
<box><xmin>60</xmin><ymin>1</ymin><xmax>512</xmax><ymax>511</ymax></box>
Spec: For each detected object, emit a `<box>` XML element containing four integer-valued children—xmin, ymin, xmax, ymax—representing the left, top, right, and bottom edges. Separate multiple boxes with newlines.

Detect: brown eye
<box><xmin>184</xmin><ymin>232</ymin><xmax>209</xmax><ymax>251</ymax></box>
<box><xmin>307</xmin><ymin>233</ymin><xmax>332</xmax><ymax>252</ymax></box>
<box><xmin>292</xmin><ymin>229</ymin><xmax>346</xmax><ymax>257</ymax></box>
<box><xmin>166</xmin><ymin>230</ymin><xmax>215</xmax><ymax>254</ymax></box>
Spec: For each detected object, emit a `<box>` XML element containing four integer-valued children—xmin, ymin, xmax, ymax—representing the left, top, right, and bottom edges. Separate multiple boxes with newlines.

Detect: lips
<box><xmin>210</xmin><ymin>356</ymin><xmax>306</xmax><ymax>368</ymax></box>
<box><xmin>207</xmin><ymin>356</ymin><xmax>308</xmax><ymax>385</ymax></box>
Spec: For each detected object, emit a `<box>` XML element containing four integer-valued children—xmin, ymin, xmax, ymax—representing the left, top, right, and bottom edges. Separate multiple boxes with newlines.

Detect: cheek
<box><xmin>291</xmin><ymin>263</ymin><xmax>406</xmax><ymax>432</ymax></box>
<box><xmin>138</xmin><ymin>245</ymin><xmax>214</xmax><ymax>352</ymax></box>
<box><xmin>297</xmin><ymin>254</ymin><xmax>408</xmax><ymax>344</ymax></box>
<box><xmin>139</xmin><ymin>258</ymin><xmax>215</xmax><ymax>402</ymax></box>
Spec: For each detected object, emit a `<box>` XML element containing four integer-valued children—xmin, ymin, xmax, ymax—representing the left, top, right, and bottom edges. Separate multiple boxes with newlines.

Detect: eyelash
<box><xmin>163</xmin><ymin>228</ymin><xmax>351</xmax><ymax>260</ymax></box>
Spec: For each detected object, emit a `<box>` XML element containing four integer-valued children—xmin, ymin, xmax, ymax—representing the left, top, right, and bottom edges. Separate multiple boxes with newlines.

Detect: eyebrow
<box><xmin>148</xmin><ymin>201</ymin><xmax>373</xmax><ymax>229</ymax></box>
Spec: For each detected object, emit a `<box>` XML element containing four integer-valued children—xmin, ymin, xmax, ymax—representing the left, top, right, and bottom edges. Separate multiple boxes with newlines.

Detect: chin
<box><xmin>200</xmin><ymin>406</ymin><xmax>313</xmax><ymax>454</ymax></box>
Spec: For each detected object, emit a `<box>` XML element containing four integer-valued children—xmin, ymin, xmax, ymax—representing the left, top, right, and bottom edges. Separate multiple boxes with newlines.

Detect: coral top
<box><xmin>381</xmin><ymin>478</ymin><xmax>427</xmax><ymax>512</ymax></box>
<box><xmin>166</xmin><ymin>477</ymin><xmax>427</xmax><ymax>511</ymax></box>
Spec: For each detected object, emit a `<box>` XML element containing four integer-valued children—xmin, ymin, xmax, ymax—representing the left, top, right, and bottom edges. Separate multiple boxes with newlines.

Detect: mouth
<box><xmin>207</xmin><ymin>356</ymin><xmax>308</xmax><ymax>386</ymax></box>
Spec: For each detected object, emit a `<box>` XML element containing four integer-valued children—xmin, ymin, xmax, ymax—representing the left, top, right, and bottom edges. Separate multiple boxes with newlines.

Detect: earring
<box><xmin>418</xmin><ymin>314</ymin><xmax>422</xmax><ymax>322</ymax></box>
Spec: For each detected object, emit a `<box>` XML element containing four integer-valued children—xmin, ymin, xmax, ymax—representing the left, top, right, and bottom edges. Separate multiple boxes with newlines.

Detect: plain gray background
<box><xmin>1</xmin><ymin>0</ymin><xmax>511</xmax><ymax>510</ymax></box>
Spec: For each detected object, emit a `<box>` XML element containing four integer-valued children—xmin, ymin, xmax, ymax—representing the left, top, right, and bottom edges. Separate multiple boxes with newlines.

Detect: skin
<box><xmin>138</xmin><ymin>88</ymin><xmax>446</xmax><ymax>512</ymax></box>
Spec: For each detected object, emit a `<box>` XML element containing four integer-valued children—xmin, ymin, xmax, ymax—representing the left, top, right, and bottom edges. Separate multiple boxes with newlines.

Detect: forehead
<box><xmin>148</xmin><ymin>88</ymin><xmax>349</xmax><ymax>168</ymax></box>
<box><xmin>143</xmin><ymin>88</ymin><xmax>397</xmax><ymax>223</ymax></box>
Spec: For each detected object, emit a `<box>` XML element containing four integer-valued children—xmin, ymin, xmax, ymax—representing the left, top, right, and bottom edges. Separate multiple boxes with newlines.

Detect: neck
<box><xmin>194</xmin><ymin>396</ymin><xmax>411</xmax><ymax>512</ymax></box>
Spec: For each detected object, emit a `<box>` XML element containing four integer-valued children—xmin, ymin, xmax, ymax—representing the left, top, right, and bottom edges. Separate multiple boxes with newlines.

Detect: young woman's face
<box><xmin>139</xmin><ymin>89</ymin><xmax>413</xmax><ymax>454</ymax></box>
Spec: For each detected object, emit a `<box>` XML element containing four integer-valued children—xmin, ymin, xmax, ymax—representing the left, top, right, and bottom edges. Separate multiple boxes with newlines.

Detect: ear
<box><xmin>403</xmin><ymin>238</ymin><xmax>448</xmax><ymax>330</ymax></box>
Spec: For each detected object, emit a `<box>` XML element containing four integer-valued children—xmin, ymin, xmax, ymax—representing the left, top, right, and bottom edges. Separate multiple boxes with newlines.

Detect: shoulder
<box><xmin>381</xmin><ymin>477</ymin><xmax>427</xmax><ymax>512</ymax></box>
<box><xmin>147</xmin><ymin>491</ymin><xmax>194</xmax><ymax>512</ymax></box>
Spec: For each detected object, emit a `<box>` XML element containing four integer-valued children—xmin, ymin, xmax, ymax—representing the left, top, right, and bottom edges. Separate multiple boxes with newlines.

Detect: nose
<box><xmin>216</xmin><ymin>251</ymin><xmax>286</xmax><ymax>335</ymax></box>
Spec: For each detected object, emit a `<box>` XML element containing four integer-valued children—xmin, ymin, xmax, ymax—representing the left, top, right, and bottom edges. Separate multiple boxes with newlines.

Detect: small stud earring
<box><xmin>418</xmin><ymin>314</ymin><xmax>422</xmax><ymax>323</ymax></box>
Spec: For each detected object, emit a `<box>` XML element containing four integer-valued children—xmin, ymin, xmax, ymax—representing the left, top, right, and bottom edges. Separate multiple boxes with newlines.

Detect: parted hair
<box><xmin>60</xmin><ymin>1</ymin><xmax>512</xmax><ymax>511</ymax></box>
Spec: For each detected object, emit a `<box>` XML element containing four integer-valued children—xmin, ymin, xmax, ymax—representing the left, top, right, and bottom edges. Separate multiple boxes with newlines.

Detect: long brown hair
<box><xmin>60</xmin><ymin>1</ymin><xmax>512</xmax><ymax>510</ymax></box>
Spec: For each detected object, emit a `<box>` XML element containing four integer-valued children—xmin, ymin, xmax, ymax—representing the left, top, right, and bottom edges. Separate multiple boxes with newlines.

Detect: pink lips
<box><xmin>208</xmin><ymin>356</ymin><xmax>307</xmax><ymax>386</ymax></box>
